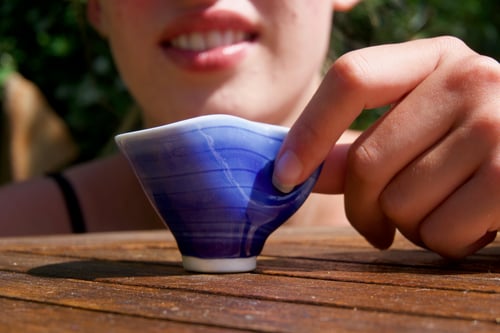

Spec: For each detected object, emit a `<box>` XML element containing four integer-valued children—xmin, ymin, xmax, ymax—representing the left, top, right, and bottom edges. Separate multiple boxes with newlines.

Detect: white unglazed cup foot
<box><xmin>182</xmin><ymin>256</ymin><xmax>257</xmax><ymax>273</ymax></box>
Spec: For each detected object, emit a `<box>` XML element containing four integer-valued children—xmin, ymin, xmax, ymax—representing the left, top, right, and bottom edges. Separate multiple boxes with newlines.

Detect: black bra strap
<box><xmin>48</xmin><ymin>172</ymin><xmax>87</xmax><ymax>233</ymax></box>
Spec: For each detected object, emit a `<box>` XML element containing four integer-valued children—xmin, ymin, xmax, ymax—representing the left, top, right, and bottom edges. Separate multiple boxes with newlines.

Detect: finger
<box><xmin>378</xmin><ymin>121</ymin><xmax>492</xmax><ymax>245</ymax></box>
<box><xmin>312</xmin><ymin>130</ymin><xmax>360</xmax><ymax>194</ymax></box>
<box><xmin>272</xmin><ymin>37</ymin><xmax>471</xmax><ymax>194</ymax></box>
<box><xmin>272</xmin><ymin>37</ymin><xmax>473</xmax><ymax>248</ymax></box>
<box><xmin>420</xmin><ymin>158</ymin><xmax>500</xmax><ymax>258</ymax></box>
<box><xmin>347</xmin><ymin>49</ymin><xmax>500</xmax><ymax>249</ymax></box>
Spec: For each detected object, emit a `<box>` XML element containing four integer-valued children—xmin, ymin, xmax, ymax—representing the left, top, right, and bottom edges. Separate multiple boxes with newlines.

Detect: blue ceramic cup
<box><xmin>115</xmin><ymin>115</ymin><xmax>321</xmax><ymax>272</ymax></box>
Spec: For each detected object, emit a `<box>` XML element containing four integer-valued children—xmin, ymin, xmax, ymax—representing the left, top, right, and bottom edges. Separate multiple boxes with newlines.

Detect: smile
<box><xmin>158</xmin><ymin>10</ymin><xmax>259</xmax><ymax>71</ymax></box>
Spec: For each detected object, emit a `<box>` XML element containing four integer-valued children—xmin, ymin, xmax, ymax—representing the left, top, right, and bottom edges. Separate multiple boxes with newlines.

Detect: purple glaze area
<box><xmin>116</xmin><ymin>115</ymin><xmax>321</xmax><ymax>259</ymax></box>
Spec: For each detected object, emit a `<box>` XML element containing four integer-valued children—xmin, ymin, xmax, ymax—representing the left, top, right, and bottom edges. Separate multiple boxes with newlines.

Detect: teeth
<box><xmin>170</xmin><ymin>30</ymin><xmax>250</xmax><ymax>51</ymax></box>
<box><xmin>189</xmin><ymin>32</ymin><xmax>206</xmax><ymax>51</ymax></box>
<box><xmin>206</xmin><ymin>30</ymin><xmax>223</xmax><ymax>49</ymax></box>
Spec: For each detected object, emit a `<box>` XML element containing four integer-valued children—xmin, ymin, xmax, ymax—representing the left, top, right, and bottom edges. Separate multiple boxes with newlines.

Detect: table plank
<box><xmin>0</xmin><ymin>226</ymin><xmax>498</xmax><ymax>332</ymax></box>
<box><xmin>258</xmin><ymin>257</ymin><xmax>500</xmax><ymax>293</ymax></box>
<box><xmin>0</xmin><ymin>297</ymin><xmax>236</xmax><ymax>333</ymax></box>
<box><xmin>2</xmin><ymin>231</ymin><xmax>498</xmax><ymax>294</ymax></box>
<box><xmin>0</xmin><ymin>270</ymin><xmax>496</xmax><ymax>333</ymax></box>
<box><xmin>0</xmin><ymin>250</ymin><xmax>498</xmax><ymax>323</ymax></box>
<box><xmin>2</xmin><ymin>245</ymin><xmax>498</xmax><ymax>294</ymax></box>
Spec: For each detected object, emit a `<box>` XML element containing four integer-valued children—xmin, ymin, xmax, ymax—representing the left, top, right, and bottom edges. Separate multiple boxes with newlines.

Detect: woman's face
<box><xmin>89</xmin><ymin>0</ymin><xmax>337</xmax><ymax>127</ymax></box>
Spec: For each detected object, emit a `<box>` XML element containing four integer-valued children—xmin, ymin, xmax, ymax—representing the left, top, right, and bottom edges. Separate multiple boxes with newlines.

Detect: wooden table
<box><xmin>0</xmin><ymin>226</ymin><xmax>498</xmax><ymax>332</ymax></box>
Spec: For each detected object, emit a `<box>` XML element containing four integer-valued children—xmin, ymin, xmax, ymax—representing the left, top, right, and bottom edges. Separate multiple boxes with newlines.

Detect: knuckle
<box><xmin>330</xmin><ymin>51</ymin><xmax>373</xmax><ymax>91</ymax></box>
<box><xmin>445</xmin><ymin>54</ymin><xmax>500</xmax><ymax>94</ymax></box>
<box><xmin>482</xmin><ymin>156</ymin><xmax>500</xmax><ymax>189</ymax></box>
<box><xmin>471</xmin><ymin>55</ymin><xmax>500</xmax><ymax>84</ymax></box>
<box><xmin>490</xmin><ymin>158</ymin><xmax>500</xmax><ymax>180</ymax></box>
<box><xmin>435</xmin><ymin>35</ymin><xmax>469</xmax><ymax>52</ymax></box>
<box><xmin>291</xmin><ymin>118</ymin><xmax>332</xmax><ymax>162</ymax></box>
<box><xmin>379</xmin><ymin>182</ymin><xmax>408</xmax><ymax>223</ymax></box>
<box><xmin>296</xmin><ymin>118</ymin><xmax>326</xmax><ymax>144</ymax></box>
<box><xmin>463</xmin><ymin>55</ymin><xmax>500</xmax><ymax>86</ymax></box>
<box><xmin>467</xmin><ymin>116</ymin><xmax>500</xmax><ymax>148</ymax></box>
<box><xmin>346</xmin><ymin>141</ymin><xmax>382</xmax><ymax>185</ymax></box>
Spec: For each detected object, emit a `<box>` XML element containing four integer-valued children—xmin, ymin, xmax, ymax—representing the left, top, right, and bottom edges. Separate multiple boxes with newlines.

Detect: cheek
<box><xmin>105</xmin><ymin>0</ymin><xmax>158</xmax><ymax>14</ymax></box>
<box><xmin>255</xmin><ymin>0</ymin><xmax>332</xmax><ymax>51</ymax></box>
<box><xmin>104</xmin><ymin>1</ymin><xmax>162</xmax><ymax>64</ymax></box>
<box><xmin>103</xmin><ymin>0</ymin><xmax>164</xmax><ymax>30</ymax></box>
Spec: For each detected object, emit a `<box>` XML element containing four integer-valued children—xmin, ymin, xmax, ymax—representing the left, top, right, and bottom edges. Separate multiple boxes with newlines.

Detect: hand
<box><xmin>272</xmin><ymin>36</ymin><xmax>500</xmax><ymax>258</ymax></box>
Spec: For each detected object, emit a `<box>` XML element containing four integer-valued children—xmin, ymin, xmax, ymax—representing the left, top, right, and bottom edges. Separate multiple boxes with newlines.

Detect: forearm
<box><xmin>64</xmin><ymin>154</ymin><xmax>164</xmax><ymax>232</ymax></box>
<box><xmin>0</xmin><ymin>177</ymin><xmax>72</xmax><ymax>236</ymax></box>
<box><xmin>0</xmin><ymin>154</ymin><xmax>164</xmax><ymax>237</ymax></box>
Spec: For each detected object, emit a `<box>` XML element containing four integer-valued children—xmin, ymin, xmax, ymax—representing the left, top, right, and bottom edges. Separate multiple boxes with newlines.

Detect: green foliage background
<box><xmin>1</xmin><ymin>0</ymin><xmax>499</xmax><ymax>163</ymax></box>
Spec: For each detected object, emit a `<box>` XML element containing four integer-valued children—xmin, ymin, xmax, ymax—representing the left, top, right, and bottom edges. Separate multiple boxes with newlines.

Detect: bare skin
<box><xmin>273</xmin><ymin>37</ymin><xmax>500</xmax><ymax>258</ymax></box>
<box><xmin>0</xmin><ymin>154</ymin><xmax>163</xmax><ymax>236</ymax></box>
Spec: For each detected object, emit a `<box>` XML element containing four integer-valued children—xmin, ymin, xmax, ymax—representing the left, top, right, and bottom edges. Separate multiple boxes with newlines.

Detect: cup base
<box><xmin>182</xmin><ymin>256</ymin><xmax>257</xmax><ymax>273</ymax></box>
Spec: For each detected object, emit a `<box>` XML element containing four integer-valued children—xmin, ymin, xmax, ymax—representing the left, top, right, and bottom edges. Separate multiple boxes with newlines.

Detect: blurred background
<box><xmin>0</xmin><ymin>0</ymin><xmax>499</xmax><ymax>183</ymax></box>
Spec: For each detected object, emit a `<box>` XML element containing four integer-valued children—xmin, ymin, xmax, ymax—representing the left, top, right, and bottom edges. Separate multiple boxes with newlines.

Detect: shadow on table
<box><xmin>27</xmin><ymin>246</ymin><xmax>499</xmax><ymax>280</ymax></box>
<box><xmin>259</xmin><ymin>246</ymin><xmax>500</xmax><ymax>275</ymax></box>
<box><xmin>28</xmin><ymin>259</ymin><xmax>188</xmax><ymax>280</ymax></box>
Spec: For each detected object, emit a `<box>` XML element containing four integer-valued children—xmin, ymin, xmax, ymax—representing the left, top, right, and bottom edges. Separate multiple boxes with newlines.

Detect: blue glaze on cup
<box><xmin>116</xmin><ymin>115</ymin><xmax>322</xmax><ymax>269</ymax></box>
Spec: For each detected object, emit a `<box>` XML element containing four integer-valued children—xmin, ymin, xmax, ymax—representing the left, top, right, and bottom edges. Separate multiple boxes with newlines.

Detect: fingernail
<box><xmin>272</xmin><ymin>150</ymin><xmax>303</xmax><ymax>194</ymax></box>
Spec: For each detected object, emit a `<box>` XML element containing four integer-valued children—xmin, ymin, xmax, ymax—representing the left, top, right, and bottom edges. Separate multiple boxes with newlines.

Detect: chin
<box><xmin>187</xmin><ymin>102</ymin><xmax>281</xmax><ymax>123</ymax></box>
<box><xmin>143</xmin><ymin>94</ymin><xmax>289</xmax><ymax>127</ymax></box>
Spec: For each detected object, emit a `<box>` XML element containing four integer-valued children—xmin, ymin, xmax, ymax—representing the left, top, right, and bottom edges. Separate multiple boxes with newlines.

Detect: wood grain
<box><xmin>0</xmin><ymin>226</ymin><xmax>498</xmax><ymax>332</ymax></box>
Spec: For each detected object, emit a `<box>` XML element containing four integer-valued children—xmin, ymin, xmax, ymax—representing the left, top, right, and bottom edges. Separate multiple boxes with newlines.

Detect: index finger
<box><xmin>272</xmin><ymin>38</ymin><xmax>457</xmax><ymax>193</ymax></box>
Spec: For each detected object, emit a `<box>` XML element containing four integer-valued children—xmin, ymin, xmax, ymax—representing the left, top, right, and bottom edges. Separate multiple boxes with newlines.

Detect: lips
<box><xmin>159</xmin><ymin>10</ymin><xmax>259</xmax><ymax>71</ymax></box>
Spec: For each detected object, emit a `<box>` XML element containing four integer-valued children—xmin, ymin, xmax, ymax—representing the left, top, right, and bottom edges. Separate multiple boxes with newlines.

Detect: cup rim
<box><xmin>115</xmin><ymin>114</ymin><xmax>289</xmax><ymax>145</ymax></box>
